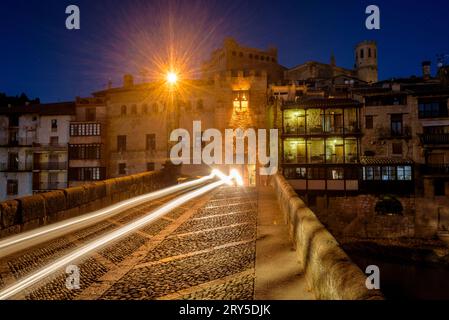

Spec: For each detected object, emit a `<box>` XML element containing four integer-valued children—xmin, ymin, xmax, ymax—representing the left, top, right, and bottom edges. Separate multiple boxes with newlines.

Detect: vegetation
<box><xmin>0</xmin><ymin>92</ymin><xmax>40</xmax><ymax>107</ymax></box>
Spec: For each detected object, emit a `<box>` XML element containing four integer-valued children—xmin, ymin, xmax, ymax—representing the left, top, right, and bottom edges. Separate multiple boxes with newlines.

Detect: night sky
<box><xmin>1</xmin><ymin>0</ymin><xmax>449</xmax><ymax>102</ymax></box>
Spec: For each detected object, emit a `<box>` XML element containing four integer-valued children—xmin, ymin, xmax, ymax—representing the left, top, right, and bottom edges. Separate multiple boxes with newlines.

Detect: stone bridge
<box><xmin>0</xmin><ymin>168</ymin><xmax>382</xmax><ymax>300</ymax></box>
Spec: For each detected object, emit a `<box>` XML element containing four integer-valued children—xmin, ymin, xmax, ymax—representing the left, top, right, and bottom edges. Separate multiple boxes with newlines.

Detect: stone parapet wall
<box><xmin>271</xmin><ymin>174</ymin><xmax>383</xmax><ymax>300</ymax></box>
<box><xmin>0</xmin><ymin>169</ymin><xmax>177</xmax><ymax>239</ymax></box>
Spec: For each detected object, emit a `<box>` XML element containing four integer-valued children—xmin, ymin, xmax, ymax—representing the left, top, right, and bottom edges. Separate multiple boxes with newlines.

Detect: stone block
<box><xmin>41</xmin><ymin>191</ymin><xmax>67</xmax><ymax>217</ymax></box>
<box><xmin>64</xmin><ymin>186</ymin><xmax>87</xmax><ymax>209</ymax></box>
<box><xmin>0</xmin><ymin>200</ymin><xmax>20</xmax><ymax>229</ymax></box>
<box><xmin>17</xmin><ymin>195</ymin><xmax>46</xmax><ymax>223</ymax></box>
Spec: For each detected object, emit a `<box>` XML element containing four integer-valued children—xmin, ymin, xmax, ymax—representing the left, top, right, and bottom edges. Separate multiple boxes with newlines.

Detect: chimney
<box><xmin>422</xmin><ymin>61</ymin><xmax>431</xmax><ymax>80</ymax></box>
<box><xmin>123</xmin><ymin>74</ymin><xmax>134</xmax><ymax>88</ymax></box>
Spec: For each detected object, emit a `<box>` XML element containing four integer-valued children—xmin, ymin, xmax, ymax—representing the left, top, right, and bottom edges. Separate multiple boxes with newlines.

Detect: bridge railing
<box><xmin>271</xmin><ymin>173</ymin><xmax>383</xmax><ymax>300</ymax></box>
<box><xmin>0</xmin><ymin>167</ymin><xmax>178</xmax><ymax>239</ymax></box>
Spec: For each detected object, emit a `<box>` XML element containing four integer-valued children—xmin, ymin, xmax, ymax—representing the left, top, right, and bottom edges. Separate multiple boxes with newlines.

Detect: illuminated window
<box><xmin>233</xmin><ymin>91</ymin><xmax>249</xmax><ymax>113</ymax></box>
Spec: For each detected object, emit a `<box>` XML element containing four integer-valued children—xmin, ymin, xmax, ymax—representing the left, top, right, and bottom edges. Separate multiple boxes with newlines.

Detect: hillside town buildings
<box><xmin>1</xmin><ymin>38</ymin><xmax>449</xmax><ymax>207</ymax></box>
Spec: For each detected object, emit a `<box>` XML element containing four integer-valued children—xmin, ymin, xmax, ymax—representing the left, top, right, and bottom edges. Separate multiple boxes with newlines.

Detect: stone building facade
<box><xmin>92</xmin><ymin>69</ymin><xmax>269</xmax><ymax>186</ymax></box>
<box><xmin>68</xmin><ymin>97</ymin><xmax>107</xmax><ymax>187</ymax></box>
<box><xmin>0</xmin><ymin>103</ymin><xmax>75</xmax><ymax>200</ymax></box>
<box><xmin>201</xmin><ymin>37</ymin><xmax>285</xmax><ymax>84</ymax></box>
<box><xmin>285</xmin><ymin>41</ymin><xmax>378</xmax><ymax>85</ymax></box>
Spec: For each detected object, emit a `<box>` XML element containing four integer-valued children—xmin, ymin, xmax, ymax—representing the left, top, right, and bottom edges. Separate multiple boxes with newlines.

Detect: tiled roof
<box><xmin>360</xmin><ymin>156</ymin><xmax>414</xmax><ymax>165</ymax></box>
<box><xmin>0</xmin><ymin>102</ymin><xmax>76</xmax><ymax>115</ymax></box>
<box><xmin>283</xmin><ymin>97</ymin><xmax>361</xmax><ymax>108</ymax></box>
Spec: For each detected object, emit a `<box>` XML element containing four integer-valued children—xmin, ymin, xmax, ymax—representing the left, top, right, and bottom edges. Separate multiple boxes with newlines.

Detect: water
<box><xmin>350</xmin><ymin>253</ymin><xmax>449</xmax><ymax>300</ymax></box>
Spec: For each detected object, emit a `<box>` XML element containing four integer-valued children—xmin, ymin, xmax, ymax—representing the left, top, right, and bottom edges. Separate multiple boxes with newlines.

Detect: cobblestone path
<box><xmin>0</xmin><ymin>186</ymin><xmax>258</xmax><ymax>300</ymax></box>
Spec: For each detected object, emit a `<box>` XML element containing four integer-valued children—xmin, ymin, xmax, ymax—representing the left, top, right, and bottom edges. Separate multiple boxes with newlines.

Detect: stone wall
<box><xmin>312</xmin><ymin>195</ymin><xmax>416</xmax><ymax>239</ymax></box>
<box><xmin>0</xmin><ymin>168</ymin><xmax>177</xmax><ymax>239</ymax></box>
<box><xmin>311</xmin><ymin>194</ymin><xmax>449</xmax><ymax>240</ymax></box>
<box><xmin>271</xmin><ymin>174</ymin><xmax>383</xmax><ymax>300</ymax></box>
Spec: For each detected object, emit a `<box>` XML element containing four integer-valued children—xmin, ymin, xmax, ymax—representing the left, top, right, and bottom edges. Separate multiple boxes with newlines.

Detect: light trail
<box><xmin>0</xmin><ymin>173</ymin><xmax>217</xmax><ymax>258</ymax></box>
<box><xmin>230</xmin><ymin>169</ymin><xmax>244</xmax><ymax>186</ymax></box>
<box><xmin>0</xmin><ymin>177</ymin><xmax>228</xmax><ymax>300</ymax></box>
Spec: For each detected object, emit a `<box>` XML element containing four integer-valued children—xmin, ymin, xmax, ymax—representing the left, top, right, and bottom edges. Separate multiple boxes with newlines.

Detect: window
<box><xmin>328</xmin><ymin>168</ymin><xmax>344</xmax><ymax>180</ymax></box>
<box><xmin>390</xmin><ymin>114</ymin><xmax>403</xmax><ymax>136</ymax></box>
<box><xmin>345</xmin><ymin>167</ymin><xmax>359</xmax><ymax>179</ymax></box>
<box><xmin>142</xmin><ymin>104</ymin><xmax>148</xmax><ymax>114</ymax></box>
<box><xmin>50</xmin><ymin>136</ymin><xmax>59</xmax><ymax>146</ymax></box>
<box><xmin>51</xmin><ymin>119</ymin><xmax>58</xmax><ymax>132</ymax></box>
<box><xmin>69</xmin><ymin>167</ymin><xmax>105</xmax><ymax>181</ymax></box>
<box><xmin>418</xmin><ymin>100</ymin><xmax>448</xmax><ymax>119</ymax></box>
<box><xmin>8</xmin><ymin>152</ymin><xmax>19</xmax><ymax>171</ymax></box>
<box><xmin>283</xmin><ymin>167</ymin><xmax>306</xmax><ymax>179</ymax></box>
<box><xmin>147</xmin><ymin>162</ymin><xmax>155</xmax><ymax>172</ymax></box>
<box><xmin>365</xmin><ymin>116</ymin><xmax>374</xmax><ymax>129</ymax></box>
<box><xmin>118</xmin><ymin>163</ymin><xmax>127</xmax><ymax>175</ymax></box>
<box><xmin>146</xmin><ymin>134</ymin><xmax>156</xmax><ymax>152</ymax></box>
<box><xmin>69</xmin><ymin>144</ymin><xmax>101</xmax><ymax>160</ymax></box>
<box><xmin>345</xmin><ymin>138</ymin><xmax>358</xmax><ymax>163</ymax></box>
<box><xmin>284</xmin><ymin>139</ymin><xmax>306</xmax><ymax>164</ymax></box>
<box><xmin>7</xmin><ymin>180</ymin><xmax>18</xmax><ymax>196</ymax></box>
<box><xmin>360</xmin><ymin>49</ymin><xmax>364</xmax><ymax>59</ymax></box>
<box><xmin>392</xmin><ymin>142</ymin><xmax>403</xmax><ymax>155</ymax></box>
<box><xmin>307</xmin><ymin>139</ymin><xmax>325</xmax><ymax>164</ymax></box>
<box><xmin>382</xmin><ymin>166</ymin><xmax>396</xmax><ymax>181</ymax></box>
<box><xmin>363</xmin><ymin>166</ymin><xmax>382</xmax><ymax>180</ymax></box>
<box><xmin>364</xmin><ymin>166</ymin><xmax>412</xmax><ymax>181</ymax></box>
<box><xmin>368</xmin><ymin>48</ymin><xmax>372</xmax><ymax>58</ymax></box>
<box><xmin>307</xmin><ymin>167</ymin><xmax>326</xmax><ymax>179</ymax></box>
<box><xmin>70</xmin><ymin>123</ymin><xmax>101</xmax><ymax>136</ymax></box>
<box><xmin>233</xmin><ymin>91</ymin><xmax>249</xmax><ymax>113</ymax></box>
<box><xmin>306</xmin><ymin>109</ymin><xmax>322</xmax><ymax>134</ymax></box>
<box><xmin>121</xmin><ymin>105</ymin><xmax>127</xmax><ymax>116</ymax></box>
<box><xmin>131</xmin><ymin>104</ymin><xmax>137</xmax><ymax>115</ymax></box>
<box><xmin>152</xmin><ymin>103</ymin><xmax>159</xmax><ymax>113</ymax></box>
<box><xmin>86</xmin><ymin>108</ymin><xmax>96</xmax><ymax>121</ymax></box>
<box><xmin>283</xmin><ymin>109</ymin><xmax>305</xmax><ymax>134</ymax></box>
<box><xmin>397</xmin><ymin>166</ymin><xmax>412</xmax><ymax>181</ymax></box>
<box><xmin>325</xmin><ymin>138</ymin><xmax>344</xmax><ymax>163</ymax></box>
<box><xmin>117</xmin><ymin>135</ymin><xmax>127</xmax><ymax>152</ymax></box>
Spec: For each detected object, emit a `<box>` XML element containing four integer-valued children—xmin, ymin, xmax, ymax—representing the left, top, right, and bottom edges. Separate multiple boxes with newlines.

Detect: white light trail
<box><xmin>0</xmin><ymin>173</ymin><xmax>217</xmax><ymax>258</ymax></box>
<box><xmin>230</xmin><ymin>169</ymin><xmax>244</xmax><ymax>186</ymax></box>
<box><xmin>0</xmin><ymin>178</ymin><xmax>227</xmax><ymax>300</ymax></box>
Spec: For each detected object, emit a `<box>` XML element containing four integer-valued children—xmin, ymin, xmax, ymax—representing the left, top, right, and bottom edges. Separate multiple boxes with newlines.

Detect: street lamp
<box><xmin>166</xmin><ymin>71</ymin><xmax>178</xmax><ymax>85</ymax></box>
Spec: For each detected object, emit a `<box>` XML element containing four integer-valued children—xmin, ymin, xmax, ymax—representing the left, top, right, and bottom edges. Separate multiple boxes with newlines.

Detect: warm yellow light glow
<box><xmin>166</xmin><ymin>71</ymin><xmax>178</xmax><ymax>85</ymax></box>
<box><xmin>230</xmin><ymin>169</ymin><xmax>244</xmax><ymax>186</ymax></box>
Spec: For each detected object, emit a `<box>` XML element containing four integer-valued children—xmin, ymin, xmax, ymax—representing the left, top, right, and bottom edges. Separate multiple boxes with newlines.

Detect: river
<box><xmin>349</xmin><ymin>253</ymin><xmax>449</xmax><ymax>300</ymax></box>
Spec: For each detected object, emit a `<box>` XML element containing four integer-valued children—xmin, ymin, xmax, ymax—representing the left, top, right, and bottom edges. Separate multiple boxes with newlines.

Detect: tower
<box><xmin>355</xmin><ymin>41</ymin><xmax>378</xmax><ymax>83</ymax></box>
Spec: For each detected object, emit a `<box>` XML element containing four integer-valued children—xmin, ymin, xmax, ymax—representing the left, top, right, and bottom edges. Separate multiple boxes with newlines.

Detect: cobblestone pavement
<box><xmin>0</xmin><ymin>186</ymin><xmax>259</xmax><ymax>300</ymax></box>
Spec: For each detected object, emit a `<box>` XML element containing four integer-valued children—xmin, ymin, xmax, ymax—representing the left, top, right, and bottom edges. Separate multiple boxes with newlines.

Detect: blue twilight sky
<box><xmin>0</xmin><ymin>0</ymin><xmax>449</xmax><ymax>103</ymax></box>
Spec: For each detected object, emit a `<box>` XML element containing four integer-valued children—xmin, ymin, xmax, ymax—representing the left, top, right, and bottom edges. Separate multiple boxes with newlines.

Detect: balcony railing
<box><xmin>284</xmin><ymin>125</ymin><xmax>360</xmax><ymax>135</ymax></box>
<box><xmin>419</xmin><ymin>133</ymin><xmax>449</xmax><ymax>145</ymax></box>
<box><xmin>33</xmin><ymin>182</ymin><xmax>67</xmax><ymax>191</ymax></box>
<box><xmin>0</xmin><ymin>137</ymin><xmax>36</xmax><ymax>147</ymax></box>
<box><xmin>34</xmin><ymin>162</ymin><xmax>68</xmax><ymax>170</ymax></box>
<box><xmin>0</xmin><ymin>162</ymin><xmax>33</xmax><ymax>171</ymax></box>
